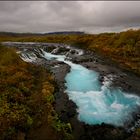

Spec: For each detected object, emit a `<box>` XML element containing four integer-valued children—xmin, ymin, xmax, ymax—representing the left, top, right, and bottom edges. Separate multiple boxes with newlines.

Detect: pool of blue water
<box><xmin>27</xmin><ymin>50</ymin><xmax>140</xmax><ymax>126</ymax></box>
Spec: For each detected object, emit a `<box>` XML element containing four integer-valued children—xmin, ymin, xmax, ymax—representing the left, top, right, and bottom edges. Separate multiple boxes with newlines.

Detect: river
<box><xmin>2</xmin><ymin>42</ymin><xmax>140</xmax><ymax>139</ymax></box>
<box><xmin>5</xmin><ymin>41</ymin><xmax>139</xmax><ymax>127</ymax></box>
<box><xmin>40</xmin><ymin>49</ymin><xmax>140</xmax><ymax>127</ymax></box>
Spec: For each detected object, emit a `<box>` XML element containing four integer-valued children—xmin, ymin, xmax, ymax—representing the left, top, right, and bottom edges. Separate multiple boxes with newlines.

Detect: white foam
<box><xmin>20</xmin><ymin>52</ymin><xmax>37</xmax><ymax>63</ymax></box>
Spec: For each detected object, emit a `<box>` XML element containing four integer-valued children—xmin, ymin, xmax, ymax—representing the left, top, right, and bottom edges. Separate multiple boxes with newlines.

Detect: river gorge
<box><xmin>2</xmin><ymin>42</ymin><xmax>140</xmax><ymax>140</ymax></box>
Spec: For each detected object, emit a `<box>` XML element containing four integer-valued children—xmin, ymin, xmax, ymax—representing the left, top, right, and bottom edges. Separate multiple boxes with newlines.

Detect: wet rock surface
<box><xmin>81</xmin><ymin>62</ymin><xmax>140</xmax><ymax>94</ymax></box>
<box><xmin>3</xmin><ymin>42</ymin><xmax>140</xmax><ymax>140</ymax></box>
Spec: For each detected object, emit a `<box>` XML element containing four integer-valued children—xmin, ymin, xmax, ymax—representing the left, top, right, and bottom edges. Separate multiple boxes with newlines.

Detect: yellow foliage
<box><xmin>0</xmin><ymin>45</ymin><xmax>58</xmax><ymax>139</ymax></box>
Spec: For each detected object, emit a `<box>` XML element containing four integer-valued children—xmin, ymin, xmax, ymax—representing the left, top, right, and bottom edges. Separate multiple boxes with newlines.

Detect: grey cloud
<box><xmin>0</xmin><ymin>1</ymin><xmax>140</xmax><ymax>33</ymax></box>
<box><xmin>97</xmin><ymin>2</ymin><xmax>140</xmax><ymax>26</ymax></box>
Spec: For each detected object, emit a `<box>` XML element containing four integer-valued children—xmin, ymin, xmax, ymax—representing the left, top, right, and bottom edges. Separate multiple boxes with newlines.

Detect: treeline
<box><xmin>0</xmin><ymin>29</ymin><xmax>139</xmax><ymax>75</ymax></box>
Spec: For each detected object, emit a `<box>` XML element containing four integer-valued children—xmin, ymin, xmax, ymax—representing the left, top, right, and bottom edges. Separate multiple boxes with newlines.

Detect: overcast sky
<box><xmin>0</xmin><ymin>1</ymin><xmax>140</xmax><ymax>33</ymax></box>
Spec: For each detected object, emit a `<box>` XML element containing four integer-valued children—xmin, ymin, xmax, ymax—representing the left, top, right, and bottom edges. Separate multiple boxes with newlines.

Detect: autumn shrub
<box><xmin>0</xmin><ymin>45</ymin><xmax>73</xmax><ymax>140</ymax></box>
<box><xmin>0</xmin><ymin>45</ymin><xmax>54</xmax><ymax>139</ymax></box>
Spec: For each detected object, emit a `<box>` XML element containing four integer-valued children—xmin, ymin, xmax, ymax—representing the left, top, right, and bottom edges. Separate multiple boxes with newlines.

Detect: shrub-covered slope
<box><xmin>0</xmin><ymin>45</ymin><xmax>72</xmax><ymax>140</ymax></box>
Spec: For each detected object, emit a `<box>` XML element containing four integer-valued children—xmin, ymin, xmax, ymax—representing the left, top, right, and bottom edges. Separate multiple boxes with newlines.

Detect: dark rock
<box><xmin>70</xmin><ymin>50</ymin><xmax>76</xmax><ymax>54</ymax></box>
<box><xmin>52</xmin><ymin>47</ymin><xmax>70</xmax><ymax>55</ymax></box>
<box><xmin>44</xmin><ymin>46</ymin><xmax>56</xmax><ymax>52</ymax></box>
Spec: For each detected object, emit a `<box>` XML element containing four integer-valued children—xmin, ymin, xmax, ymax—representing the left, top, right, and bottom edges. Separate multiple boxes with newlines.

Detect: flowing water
<box><xmin>41</xmin><ymin>51</ymin><xmax>140</xmax><ymax>127</ymax></box>
<box><xmin>5</xmin><ymin>42</ymin><xmax>140</xmax><ymax>127</ymax></box>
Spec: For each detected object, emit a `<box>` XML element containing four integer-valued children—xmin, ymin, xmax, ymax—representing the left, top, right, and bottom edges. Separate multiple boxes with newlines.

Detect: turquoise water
<box><xmin>65</xmin><ymin>64</ymin><xmax>140</xmax><ymax>126</ymax></box>
<box><xmin>41</xmin><ymin>51</ymin><xmax>140</xmax><ymax>126</ymax></box>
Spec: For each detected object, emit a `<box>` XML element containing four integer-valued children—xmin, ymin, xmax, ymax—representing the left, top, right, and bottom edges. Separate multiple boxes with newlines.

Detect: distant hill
<box><xmin>0</xmin><ymin>31</ymin><xmax>85</xmax><ymax>37</ymax></box>
<box><xmin>44</xmin><ymin>31</ymin><xmax>85</xmax><ymax>35</ymax></box>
